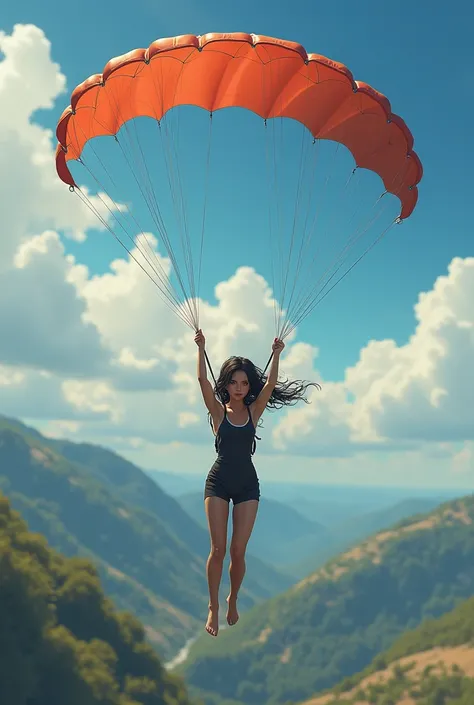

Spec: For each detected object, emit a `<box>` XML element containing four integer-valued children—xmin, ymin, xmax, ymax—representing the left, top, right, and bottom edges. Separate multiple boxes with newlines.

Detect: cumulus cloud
<box><xmin>0</xmin><ymin>231</ymin><xmax>108</xmax><ymax>376</ymax></box>
<box><xmin>0</xmin><ymin>24</ymin><xmax>114</xmax><ymax>266</ymax></box>
<box><xmin>0</xmin><ymin>366</ymin><xmax>69</xmax><ymax>420</ymax></box>
<box><xmin>273</xmin><ymin>257</ymin><xmax>474</xmax><ymax>455</ymax></box>
<box><xmin>349</xmin><ymin>257</ymin><xmax>474</xmax><ymax>444</ymax></box>
<box><xmin>75</xmin><ymin>233</ymin><xmax>181</xmax><ymax>357</ymax></box>
<box><xmin>0</xmin><ymin>366</ymin><xmax>111</xmax><ymax>422</ymax></box>
<box><xmin>272</xmin><ymin>382</ymin><xmax>353</xmax><ymax>455</ymax></box>
<box><xmin>68</xmin><ymin>264</ymin><xmax>288</xmax><ymax>445</ymax></box>
<box><xmin>0</xmin><ymin>24</ymin><xmax>130</xmax><ymax>388</ymax></box>
<box><xmin>110</xmin><ymin>347</ymin><xmax>176</xmax><ymax>392</ymax></box>
<box><xmin>62</xmin><ymin>379</ymin><xmax>120</xmax><ymax>422</ymax></box>
<box><xmin>0</xmin><ymin>25</ymin><xmax>179</xmax><ymax>392</ymax></box>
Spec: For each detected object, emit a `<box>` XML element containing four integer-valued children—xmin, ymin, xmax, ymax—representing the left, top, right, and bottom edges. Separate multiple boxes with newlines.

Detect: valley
<box><xmin>1</xmin><ymin>413</ymin><xmax>473</xmax><ymax>705</ymax></box>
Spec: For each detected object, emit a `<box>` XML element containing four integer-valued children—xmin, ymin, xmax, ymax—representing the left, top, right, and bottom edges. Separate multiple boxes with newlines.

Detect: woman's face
<box><xmin>227</xmin><ymin>370</ymin><xmax>249</xmax><ymax>401</ymax></box>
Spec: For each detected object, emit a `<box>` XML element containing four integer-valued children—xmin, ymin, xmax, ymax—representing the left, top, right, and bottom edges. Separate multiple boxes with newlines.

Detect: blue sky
<box><xmin>2</xmin><ymin>0</ymin><xmax>472</xmax><ymax>381</ymax></box>
<box><xmin>0</xmin><ymin>1</ymin><xmax>473</xmax><ymax>490</ymax></box>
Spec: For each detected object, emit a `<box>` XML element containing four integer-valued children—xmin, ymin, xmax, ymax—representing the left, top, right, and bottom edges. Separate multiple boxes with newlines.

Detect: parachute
<box><xmin>55</xmin><ymin>32</ymin><xmax>422</xmax><ymax>346</ymax></box>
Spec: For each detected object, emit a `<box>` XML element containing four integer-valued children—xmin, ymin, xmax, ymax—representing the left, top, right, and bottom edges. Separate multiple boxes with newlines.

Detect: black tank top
<box><xmin>214</xmin><ymin>406</ymin><xmax>256</xmax><ymax>461</ymax></box>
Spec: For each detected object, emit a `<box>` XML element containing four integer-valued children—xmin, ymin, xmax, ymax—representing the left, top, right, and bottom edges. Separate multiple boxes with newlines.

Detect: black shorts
<box><xmin>204</xmin><ymin>473</ymin><xmax>260</xmax><ymax>505</ymax></box>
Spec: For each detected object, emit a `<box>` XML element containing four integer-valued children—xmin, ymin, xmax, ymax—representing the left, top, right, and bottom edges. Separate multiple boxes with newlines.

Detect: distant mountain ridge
<box><xmin>291</xmin><ymin>496</ymin><xmax>448</xmax><ymax>577</ymax></box>
<box><xmin>179</xmin><ymin>491</ymin><xmax>327</xmax><ymax>567</ymax></box>
<box><xmin>156</xmin><ymin>470</ymin><xmax>460</xmax><ymax>577</ymax></box>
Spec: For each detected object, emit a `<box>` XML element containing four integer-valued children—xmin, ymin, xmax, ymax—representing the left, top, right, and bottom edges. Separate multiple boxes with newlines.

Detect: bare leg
<box><xmin>227</xmin><ymin>499</ymin><xmax>259</xmax><ymax>626</ymax></box>
<box><xmin>204</xmin><ymin>496</ymin><xmax>229</xmax><ymax>636</ymax></box>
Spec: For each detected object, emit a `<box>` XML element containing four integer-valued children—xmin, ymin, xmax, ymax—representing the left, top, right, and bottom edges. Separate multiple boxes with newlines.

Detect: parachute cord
<box><xmin>262</xmin><ymin>351</ymin><xmax>274</xmax><ymax>376</ymax></box>
<box><xmin>72</xmin><ymin>186</ymin><xmax>194</xmax><ymax>329</ymax></box>
<box><xmin>203</xmin><ymin>349</ymin><xmax>218</xmax><ymax>387</ymax></box>
<box><xmin>283</xmin><ymin>217</ymin><xmax>399</xmax><ymax>339</ymax></box>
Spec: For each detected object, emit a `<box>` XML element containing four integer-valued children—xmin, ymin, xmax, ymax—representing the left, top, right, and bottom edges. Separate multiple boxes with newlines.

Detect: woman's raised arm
<box><xmin>194</xmin><ymin>330</ymin><xmax>222</xmax><ymax>417</ymax></box>
<box><xmin>251</xmin><ymin>338</ymin><xmax>285</xmax><ymax>422</ymax></box>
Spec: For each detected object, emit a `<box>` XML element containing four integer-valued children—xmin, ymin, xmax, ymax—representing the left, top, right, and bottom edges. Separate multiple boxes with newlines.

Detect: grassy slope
<box><xmin>303</xmin><ymin>594</ymin><xmax>474</xmax><ymax>705</ymax></box>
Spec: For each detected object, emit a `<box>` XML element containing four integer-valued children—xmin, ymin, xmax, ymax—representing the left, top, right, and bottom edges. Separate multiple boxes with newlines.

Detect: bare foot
<box><xmin>226</xmin><ymin>595</ymin><xmax>239</xmax><ymax>626</ymax></box>
<box><xmin>205</xmin><ymin>605</ymin><xmax>219</xmax><ymax>637</ymax></box>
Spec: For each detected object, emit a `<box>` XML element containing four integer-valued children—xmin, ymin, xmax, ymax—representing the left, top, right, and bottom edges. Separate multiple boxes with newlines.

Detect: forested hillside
<box><xmin>0</xmin><ymin>494</ymin><xmax>194</xmax><ymax>705</ymax></box>
<box><xmin>178</xmin><ymin>495</ymin><xmax>474</xmax><ymax>705</ymax></box>
<box><xmin>0</xmin><ymin>419</ymin><xmax>205</xmax><ymax>657</ymax></box>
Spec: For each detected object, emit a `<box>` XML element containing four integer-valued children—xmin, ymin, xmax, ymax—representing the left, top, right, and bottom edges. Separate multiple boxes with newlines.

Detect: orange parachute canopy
<box><xmin>56</xmin><ymin>32</ymin><xmax>422</xmax><ymax>220</ymax></box>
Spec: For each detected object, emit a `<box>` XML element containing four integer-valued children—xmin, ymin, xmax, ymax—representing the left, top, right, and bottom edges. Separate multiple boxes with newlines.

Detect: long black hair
<box><xmin>214</xmin><ymin>356</ymin><xmax>320</xmax><ymax>410</ymax></box>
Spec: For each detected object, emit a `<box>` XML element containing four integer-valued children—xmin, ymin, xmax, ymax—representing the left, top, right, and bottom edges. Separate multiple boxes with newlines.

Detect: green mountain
<box><xmin>50</xmin><ymin>440</ymin><xmax>207</xmax><ymax>558</ymax></box>
<box><xmin>0</xmin><ymin>416</ymin><xmax>291</xmax><ymax>660</ymax></box>
<box><xmin>178</xmin><ymin>492</ymin><xmax>327</xmax><ymax>567</ymax></box>
<box><xmin>0</xmin><ymin>493</ymin><xmax>194</xmax><ymax>705</ymax></box>
<box><xmin>148</xmin><ymin>470</ymin><xmax>204</xmax><ymax>498</ymax></box>
<box><xmin>304</xmin><ymin>595</ymin><xmax>474</xmax><ymax>704</ymax></box>
<box><xmin>329</xmin><ymin>497</ymin><xmax>447</xmax><ymax>546</ymax></box>
<box><xmin>177</xmin><ymin>494</ymin><xmax>474</xmax><ymax>705</ymax></box>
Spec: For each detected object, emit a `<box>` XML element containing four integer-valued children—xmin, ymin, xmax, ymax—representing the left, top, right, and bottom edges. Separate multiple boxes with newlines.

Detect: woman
<box><xmin>194</xmin><ymin>329</ymin><xmax>318</xmax><ymax>636</ymax></box>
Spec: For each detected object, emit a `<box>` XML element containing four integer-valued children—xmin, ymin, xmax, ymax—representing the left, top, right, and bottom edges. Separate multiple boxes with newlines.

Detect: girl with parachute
<box><xmin>55</xmin><ymin>32</ymin><xmax>422</xmax><ymax>635</ymax></box>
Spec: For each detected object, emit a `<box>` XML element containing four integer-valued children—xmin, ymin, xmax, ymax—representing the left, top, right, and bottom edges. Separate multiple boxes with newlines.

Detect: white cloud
<box><xmin>0</xmin><ymin>231</ymin><xmax>108</xmax><ymax>376</ymax></box>
<box><xmin>349</xmin><ymin>257</ymin><xmax>474</xmax><ymax>444</ymax></box>
<box><xmin>111</xmin><ymin>347</ymin><xmax>176</xmax><ymax>392</ymax></box>
<box><xmin>73</xmin><ymin>263</ymin><xmax>320</xmax><ymax>447</ymax></box>
<box><xmin>0</xmin><ymin>227</ymin><xmax>179</xmax><ymax>391</ymax></box>
<box><xmin>272</xmin><ymin>382</ymin><xmax>353</xmax><ymax>454</ymax></box>
<box><xmin>273</xmin><ymin>257</ymin><xmax>474</xmax><ymax>455</ymax></box>
<box><xmin>0</xmin><ymin>24</ymin><xmax>64</xmax><ymax>129</ymax></box>
<box><xmin>0</xmin><ymin>24</ymin><xmax>136</xmax><ymax>386</ymax></box>
<box><xmin>62</xmin><ymin>379</ymin><xmax>120</xmax><ymax>422</ymax></box>
<box><xmin>0</xmin><ymin>24</ymin><xmax>178</xmax><ymax>391</ymax></box>
<box><xmin>0</xmin><ymin>366</ymin><xmax>109</xmax><ymax>422</ymax></box>
<box><xmin>75</xmin><ymin>234</ymin><xmax>182</xmax><ymax>356</ymax></box>
<box><xmin>451</xmin><ymin>444</ymin><xmax>474</xmax><ymax>476</ymax></box>
<box><xmin>0</xmin><ymin>24</ymin><xmax>115</xmax><ymax>266</ymax></box>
